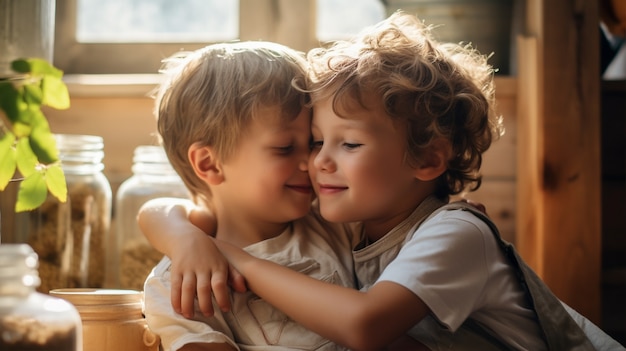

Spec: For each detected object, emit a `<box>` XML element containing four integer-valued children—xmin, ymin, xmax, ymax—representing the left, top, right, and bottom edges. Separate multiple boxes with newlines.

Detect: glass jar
<box><xmin>112</xmin><ymin>145</ymin><xmax>188</xmax><ymax>290</ymax></box>
<box><xmin>0</xmin><ymin>0</ymin><xmax>56</xmax><ymax>77</ymax></box>
<box><xmin>49</xmin><ymin>289</ymin><xmax>160</xmax><ymax>351</ymax></box>
<box><xmin>0</xmin><ymin>244</ymin><xmax>82</xmax><ymax>351</ymax></box>
<box><xmin>1</xmin><ymin>134</ymin><xmax>113</xmax><ymax>293</ymax></box>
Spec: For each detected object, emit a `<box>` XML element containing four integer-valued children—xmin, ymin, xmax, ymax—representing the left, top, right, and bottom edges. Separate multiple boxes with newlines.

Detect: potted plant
<box><xmin>0</xmin><ymin>58</ymin><xmax>69</xmax><ymax>212</ymax></box>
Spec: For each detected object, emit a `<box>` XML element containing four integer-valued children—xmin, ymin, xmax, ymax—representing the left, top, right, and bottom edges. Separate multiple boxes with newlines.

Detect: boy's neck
<box><xmin>213</xmin><ymin>213</ymin><xmax>291</xmax><ymax>248</ymax></box>
<box><xmin>362</xmin><ymin>209</ymin><xmax>415</xmax><ymax>243</ymax></box>
<box><xmin>362</xmin><ymin>188</ymin><xmax>437</xmax><ymax>244</ymax></box>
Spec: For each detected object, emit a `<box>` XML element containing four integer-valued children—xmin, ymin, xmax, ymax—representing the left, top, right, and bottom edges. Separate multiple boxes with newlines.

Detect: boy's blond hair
<box><xmin>306</xmin><ymin>11</ymin><xmax>504</xmax><ymax>197</ymax></box>
<box><xmin>153</xmin><ymin>41</ymin><xmax>308</xmax><ymax>204</ymax></box>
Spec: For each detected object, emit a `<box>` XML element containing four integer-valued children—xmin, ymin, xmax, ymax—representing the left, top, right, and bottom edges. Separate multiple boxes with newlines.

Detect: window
<box><xmin>54</xmin><ymin>0</ymin><xmax>385</xmax><ymax>74</ymax></box>
<box><xmin>316</xmin><ymin>0</ymin><xmax>385</xmax><ymax>41</ymax></box>
<box><xmin>76</xmin><ymin>0</ymin><xmax>238</xmax><ymax>43</ymax></box>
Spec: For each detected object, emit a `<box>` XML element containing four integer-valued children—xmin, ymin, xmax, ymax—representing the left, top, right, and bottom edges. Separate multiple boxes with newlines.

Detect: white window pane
<box><xmin>316</xmin><ymin>0</ymin><xmax>385</xmax><ymax>41</ymax></box>
<box><xmin>76</xmin><ymin>0</ymin><xmax>238</xmax><ymax>43</ymax></box>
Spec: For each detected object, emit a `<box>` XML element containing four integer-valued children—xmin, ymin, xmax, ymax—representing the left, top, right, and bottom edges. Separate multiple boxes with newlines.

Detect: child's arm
<box><xmin>138</xmin><ymin>197</ymin><xmax>246</xmax><ymax>318</ymax></box>
<box><xmin>213</xmin><ymin>240</ymin><xmax>431</xmax><ymax>351</ymax></box>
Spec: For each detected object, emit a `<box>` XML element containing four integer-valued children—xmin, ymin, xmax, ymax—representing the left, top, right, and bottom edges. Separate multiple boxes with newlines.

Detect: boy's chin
<box><xmin>319</xmin><ymin>208</ymin><xmax>353</xmax><ymax>223</ymax></box>
<box><xmin>289</xmin><ymin>201</ymin><xmax>314</xmax><ymax>219</ymax></box>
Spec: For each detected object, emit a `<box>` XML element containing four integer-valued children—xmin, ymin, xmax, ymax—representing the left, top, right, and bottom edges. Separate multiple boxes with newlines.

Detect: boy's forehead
<box><xmin>249</xmin><ymin>105</ymin><xmax>311</xmax><ymax>131</ymax></box>
<box><xmin>253</xmin><ymin>104</ymin><xmax>309</xmax><ymax>121</ymax></box>
<box><xmin>313</xmin><ymin>92</ymin><xmax>385</xmax><ymax>121</ymax></box>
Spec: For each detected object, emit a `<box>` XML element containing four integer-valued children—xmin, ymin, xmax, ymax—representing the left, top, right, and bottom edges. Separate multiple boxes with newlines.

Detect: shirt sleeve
<box><xmin>143</xmin><ymin>257</ymin><xmax>239</xmax><ymax>351</ymax></box>
<box><xmin>376</xmin><ymin>209</ymin><xmax>493</xmax><ymax>331</ymax></box>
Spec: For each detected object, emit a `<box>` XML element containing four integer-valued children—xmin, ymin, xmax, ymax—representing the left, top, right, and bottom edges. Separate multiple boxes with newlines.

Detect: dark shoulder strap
<box><xmin>431</xmin><ymin>202</ymin><xmax>596</xmax><ymax>351</ymax></box>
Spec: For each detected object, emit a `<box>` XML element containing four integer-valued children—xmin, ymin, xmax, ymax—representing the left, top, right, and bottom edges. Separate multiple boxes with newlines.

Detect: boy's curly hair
<box><xmin>306</xmin><ymin>11</ymin><xmax>504</xmax><ymax>197</ymax></box>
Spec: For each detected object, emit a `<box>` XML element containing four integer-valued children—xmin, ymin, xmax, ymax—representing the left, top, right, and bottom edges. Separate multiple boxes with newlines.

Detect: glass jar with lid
<box><xmin>0</xmin><ymin>243</ymin><xmax>82</xmax><ymax>351</ymax></box>
<box><xmin>111</xmin><ymin>145</ymin><xmax>188</xmax><ymax>290</ymax></box>
<box><xmin>49</xmin><ymin>288</ymin><xmax>160</xmax><ymax>351</ymax></box>
<box><xmin>0</xmin><ymin>134</ymin><xmax>113</xmax><ymax>293</ymax></box>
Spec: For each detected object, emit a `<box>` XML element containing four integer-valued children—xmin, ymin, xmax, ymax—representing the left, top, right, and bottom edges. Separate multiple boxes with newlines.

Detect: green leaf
<box><xmin>25</xmin><ymin>58</ymin><xmax>63</xmax><ymax>78</ymax></box>
<box><xmin>23</xmin><ymin>83</ymin><xmax>44</xmax><ymax>106</ymax></box>
<box><xmin>45</xmin><ymin>164</ymin><xmax>67</xmax><ymax>202</ymax></box>
<box><xmin>15</xmin><ymin>171</ymin><xmax>47</xmax><ymax>212</ymax></box>
<box><xmin>0</xmin><ymin>133</ymin><xmax>17</xmax><ymax>190</ymax></box>
<box><xmin>29</xmin><ymin>122</ymin><xmax>58</xmax><ymax>164</ymax></box>
<box><xmin>12</xmin><ymin>121</ymin><xmax>32</xmax><ymax>138</ymax></box>
<box><xmin>12</xmin><ymin>103</ymin><xmax>38</xmax><ymax>127</ymax></box>
<box><xmin>0</xmin><ymin>82</ymin><xmax>20</xmax><ymax>122</ymax></box>
<box><xmin>15</xmin><ymin>137</ymin><xmax>38</xmax><ymax>177</ymax></box>
<box><xmin>3</xmin><ymin>58</ymin><xmax>69</xmax><ymax>211</ymax></box>
<box><xmin>11</xmin><ymin>59</ymin><xmax>31</xmax><ymax>74</ymax></box>
<box><xmin>41</xmin><ymin>75</ymin><xmax>70</xmax><ymax>109</ymax></box>
<box><xmin>11</xmin><ymin>58</ymin><xmax>63</xmax><ymax>78</ymax></box>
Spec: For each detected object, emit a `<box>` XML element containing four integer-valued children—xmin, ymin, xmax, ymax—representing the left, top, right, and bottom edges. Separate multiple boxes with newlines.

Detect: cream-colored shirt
<box><xmin>354</xmin><ymin>196</ymin><xmax>545</xmax><ymax>350</ymax></box>
<box><xmin>143</xmin><ymin>210</ymin><xmax>357</xmax><ymax>351</ymax></box>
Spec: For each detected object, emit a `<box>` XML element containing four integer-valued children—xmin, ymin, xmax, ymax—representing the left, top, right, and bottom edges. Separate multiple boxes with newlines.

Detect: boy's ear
<box><xmin>188</xmin><ymin>142</ymin><xmax>224</xmax><ymax>185</ymax></box>
<box><xmin>414</xmin><ymin>139</ymin><xmax>450</xmax><ymax>181</ymax></box>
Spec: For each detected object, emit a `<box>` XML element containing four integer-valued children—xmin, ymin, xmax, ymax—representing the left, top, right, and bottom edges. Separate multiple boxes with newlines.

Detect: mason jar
<box><xmin>3</xmin><ymin>134</ymin><xmax>113</xmax><ymax>293</ymax></box>
<box><xmin>0</xmin><ymin>0</ymin><xmax>55</xmax><ymax>77</ymax></box>
<box><xmin>111</xmin><ymin>145</ymin><xmax>188</xmax><ymax>290</ymax></box>
<box><xmin>49</xmin><ymin>288</ymin><xmax>159</xmax><ymax>351</ymax></box>
<box><xmin>0</xmin><ymin>244</ymin><xmax>82</xmax><ymax>351</ymax></box>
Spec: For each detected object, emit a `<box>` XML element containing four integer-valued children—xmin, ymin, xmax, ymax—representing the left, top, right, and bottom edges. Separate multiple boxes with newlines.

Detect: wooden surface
<box><xmin>516</xmin><ymin>0</ymin><xmax>602</xmax><ymax>323</ymax></box>
<box><xmin>451</xmin><ymin>77</ymin><xmax>517</xmax><ymax>244</ymax></box>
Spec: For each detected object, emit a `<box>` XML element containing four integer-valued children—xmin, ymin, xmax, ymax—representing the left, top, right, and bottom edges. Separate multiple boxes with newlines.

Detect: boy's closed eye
<box><xmin>342</xmin><ymin>142</ymin><xmax>362</xmax><ymax>151</ymax></box>
<box><xmin>310</xmin><ymin>140</ymin><xmax>363</xmax><ymax>151</ymax></box>
<box><xmin>273</xmin><ymin>145</ymin><xmax>295</xmax><ymax>155</ymax></box>
<box><xmin>310</xmin><ymin>140</ymin><xmax>323</xmax><ymax>150</ymax></box>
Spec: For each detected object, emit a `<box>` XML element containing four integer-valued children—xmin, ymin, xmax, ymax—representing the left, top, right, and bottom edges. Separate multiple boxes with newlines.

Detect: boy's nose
<box><xmin>298</xmin><ymin>157</ymin><xmax>308</xmax><ymax>172</ymax></box>
<box><xmin>312</xmin><ymin>150</ymin><xmax>336</xmax><ymax>173</ymax></box>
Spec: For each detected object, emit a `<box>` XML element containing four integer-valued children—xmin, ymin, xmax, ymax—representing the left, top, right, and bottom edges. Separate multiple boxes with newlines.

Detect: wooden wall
<box><xmin>44</xmin><ymin>74</ymin><xmax>163</xmax><ymax>188</ymax></box>
<box><xmin>450</xmin><ymin>77</ymin><xmax>517</xmax><ymax>244</ymax></box>
<box><xmin>516</xmin><ymin>0</ymin><xmax>602</xmax><ymax>323</ymax></box>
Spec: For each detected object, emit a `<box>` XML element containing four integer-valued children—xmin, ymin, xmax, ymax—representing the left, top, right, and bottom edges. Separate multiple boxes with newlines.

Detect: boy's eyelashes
<box><xmin>273</xmin><ymin>145</ymin><xmax>295</xmax><ymax>154</ymax></box>
<box><xmin>310</xmin><ymin>140</ymin><xmax>323</xmax><ymax>150</ymax></box>
<box><xmin>343</xmin><ymin>142</ymin><xmax>362</xmax><ymax>150</ymax></box>
<box><xmin>309</xmin><ymin>140</ymin><xmax>363</xmax><ymax>151</ymax></box>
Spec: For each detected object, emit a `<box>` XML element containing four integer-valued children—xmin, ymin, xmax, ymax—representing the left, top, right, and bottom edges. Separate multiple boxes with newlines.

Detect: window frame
<box><xmin>54</xmin><ymin>0</ymin><xmax>317</xmax><ymax>74</ymax></box>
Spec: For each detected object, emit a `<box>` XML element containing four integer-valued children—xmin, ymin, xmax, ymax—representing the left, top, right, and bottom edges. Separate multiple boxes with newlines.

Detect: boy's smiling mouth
<box><xmin>287</xmin><ymin>184</ymin><xmax>314</xmax><ymax>194</ymax></box>
<box><xmin>316</xmin><ymin>184</ymin><xmax>348</xmax><ymax>194</ymax></box>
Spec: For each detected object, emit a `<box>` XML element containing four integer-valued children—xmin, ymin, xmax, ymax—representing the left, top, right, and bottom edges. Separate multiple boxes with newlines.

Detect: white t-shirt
<box><xmin>143</xmin><ymin>210</ymin><xmax>357</xmax><ymax>351</ymax></box>
<box><xmin>357</xmin><ymin>198</ymin><xmax>546</xmax><ymax>350</ymax></box>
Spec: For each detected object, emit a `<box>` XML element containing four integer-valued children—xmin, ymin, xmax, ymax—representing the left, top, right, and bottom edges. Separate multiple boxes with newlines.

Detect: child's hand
<box><xmin>167</xmin><ymin>228</ymin><xmax>233</xmax><ymax>318</ymax></box>
<box><xmin>138</xmin><ymin>198</ymin><xmax>247</xmax><ymax>318</ymax></box>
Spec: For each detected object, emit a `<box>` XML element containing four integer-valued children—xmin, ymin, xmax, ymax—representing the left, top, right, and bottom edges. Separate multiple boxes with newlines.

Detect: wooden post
<box><xmin>517</xmin><ymin>0</ymin><xmax>602</xmax><ymax>322</ymax></box>
<box><xmin>239</xmin><ymin>0</ymin><xmax>317</xmax><ymax>52</ymax></box>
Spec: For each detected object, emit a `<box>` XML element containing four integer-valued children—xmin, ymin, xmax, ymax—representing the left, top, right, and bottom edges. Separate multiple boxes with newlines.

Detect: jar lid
<box><xmin>49</xmin><ymin>288</ymin><xmax>142</xmax><ymax>305</ymax></box>
<box><xmin>0</xmin><ymin>243</ymin><xmax>38</xmax><ymax>267</ymax></box>
<box><xmin>50</xmin><ymin>289</ymin><xmax>144</xmax><ymax>321</ymax></box>
<box><xmin>0</xmin><ymin>244</ymin><xmax>41</xmax><ymax>288</ymax></box>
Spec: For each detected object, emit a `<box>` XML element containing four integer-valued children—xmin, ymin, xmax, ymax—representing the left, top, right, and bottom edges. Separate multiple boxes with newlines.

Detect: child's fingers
<box><xmin>170</xmin><ymin>272</ymin><xmax>184</xmax><ymax>315</ymax></box>
<box><xmin>211</xmin><ymin>271</ymin><xmax>231</xmax><ymax>313</ymax></box>
<box><xmin>180</xmin><ymin>273</ymin><xmax>198</xmax><ymax>318</ymax></box>
<box><xmin>228</xmin><ymin>266</ymin><xmax>248</xmax><ymax>293</ymax></box>
<box><xmin>196</xmin><ymin>275</ymin><xmax>216</xmax><ymax>316</ymax></box>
